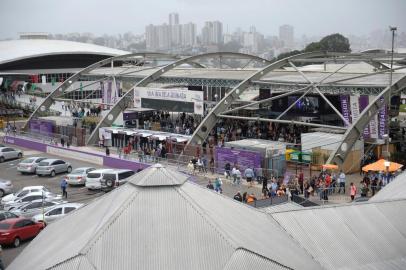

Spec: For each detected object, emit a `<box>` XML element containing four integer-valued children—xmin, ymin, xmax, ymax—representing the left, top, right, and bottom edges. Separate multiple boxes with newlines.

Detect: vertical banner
<box><xmin>41</xmin><ymin>75</ymin><xmax>46</xmax><ymax>85</ymax></box>
<box><xmin>369</xmin><ymin>96</ymin><xmax>379</xmax><ymax>139</ymax></box>
<box><xmin>100</xmin><ymin>82</ymin><xmax>106</xmax><ymax>109</ymax></box>
<box><xmin>359</xmin><ymin>95</ymin><xmax>370</xmax><ymax>138</ymax></box>
<box><xmin>340</xmin><ymin>95</ymin><xmax>351</xmax><ymax>127</ymax></box>
<box><xmin>350</xmin><ymin>95</ymin><xmax>360</xmax><ymax>123</ymax></box>
<box><xmin>378</xmin><ymin>97</ymin><xmax>388</xmax><ymax>139</ymax></box>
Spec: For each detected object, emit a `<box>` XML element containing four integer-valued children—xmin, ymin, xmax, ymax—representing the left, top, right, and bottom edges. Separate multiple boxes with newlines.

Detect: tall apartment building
<box><xmin>202</xmin><ymin>21</ymin><xmax>223</xmax><ymax>45</ymax></box>
<box><xmin>182</xmin><ymin>23</ymin><xmax>197</xmax><ymax>47</ymax></box>
<box><xmin>279</xmin><ymin>24</ymin><xmax>294</xmax><ymax>49</ymax></box>
<box><xmin>169</xmin><ymin>13</ymin><xmax>179</xmax><ymax>26</ymax></box>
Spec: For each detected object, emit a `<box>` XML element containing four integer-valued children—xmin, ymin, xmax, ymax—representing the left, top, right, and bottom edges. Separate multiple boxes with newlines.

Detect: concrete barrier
<box><xmin>4</xmin><ymin>135</ymin><xmax>150</xmax><ymax>171</ymax></box>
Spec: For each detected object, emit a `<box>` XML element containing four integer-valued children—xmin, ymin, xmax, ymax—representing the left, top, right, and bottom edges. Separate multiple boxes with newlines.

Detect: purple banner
<box><xmin>103</xmin><ymin>156</ymin><xmax>149</xmax><ymax>172</ymax></box>
<box><xmin>340</xmin><ymin>95</ymin><xmax>351</xmax><ymax>126</ymax></box>
<box><xmin>359</xmin><ymin>95</ymin><xmax>370</xmax><ymax>138</ymax></box>
<box><xmin>215</xmin><ymin>147</ymin><xmax>262</xmax><ymax>174</ymax></box>
<box><xmin>4</xmin><ymin>136</ymin><xmax>47</xmax><ymax>152</ymax></box>
<box><xmin>378</xmin><ymin>97</ymin><xmax>388</xmax><ymax>139</ymax></box>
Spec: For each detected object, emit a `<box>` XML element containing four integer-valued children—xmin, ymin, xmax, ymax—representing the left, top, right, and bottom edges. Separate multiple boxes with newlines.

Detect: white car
<box><xmin>85</xmin><ymin>169</ymin><xmax>115</xmax><ymax>190</ymax></box>
<box><xmin>32</xmin><ymin>203</ymin><xmax>83</xmax><ymax>224</ymax></box>
<box><xmin>100</xmin><ymin>169</ymin><xmax>135</xmax><ymax>191</ymax></box>
<box><xmin>11</xmin><ymin>199</ymin><xmax>64</xmax><ymax>219</ymax></box>
<box><xmin>0</xmin><ymin>147</ymin><xmax>23</xmax><ymax>163</ymax></box>
<box><xmin>3</xmin><ymin>192</ymin><xmax>61</xmax><ymax>211</ymax></box>
<box><xmin>1</xmin><ymin>186</ymin><xmax>50</xmax><ymax>205</ymax></box>
<box><xmin>0</xmin><ymin>179</ymin><xmax>13</xmax><ymax>197</ymax></box>
<box><xmin>17</xmin><ymin>157</ymin><xmax>48</xmax><ymax>174</ymax></box>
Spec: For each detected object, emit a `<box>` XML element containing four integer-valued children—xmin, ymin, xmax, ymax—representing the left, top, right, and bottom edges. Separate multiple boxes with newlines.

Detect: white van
<box><xmin>100</xmin><ymin>169</ymin><xmax>135</xmax><ymax>192</ymax></box>
<box><xmin>85</xmin><ymin>169</ymin><xmax>115</xmax><ymax>190</ymax></box>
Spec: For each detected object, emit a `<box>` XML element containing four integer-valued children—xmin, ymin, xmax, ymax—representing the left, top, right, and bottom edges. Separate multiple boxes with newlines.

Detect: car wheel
<box><xmin>67</xmin><ymin>166</ymin><xmax>72</xmax><ymax>173</ymax></box>
<box><xmin>50</xmin><ymin>170</ymin><xmax>56</xmax><ymax>177</ymax></box>
<box><xmin>0</xmin><ymin>157</ymin><xmax>4</xmax><ymax>163</ymax></box>
<box><xmin>0</xmin><ymin>189</ymin><xmax>4</xmax><ymax>197</ymax></box>
<box><xmin>17</xmin><ymin>153</ymin><xmax>22</xmax><ymax>159</ymax></box>
<box><xmin>13</xmin><ymin>237</ymin><xmax>20</xmax><ymax>248</ymax></box>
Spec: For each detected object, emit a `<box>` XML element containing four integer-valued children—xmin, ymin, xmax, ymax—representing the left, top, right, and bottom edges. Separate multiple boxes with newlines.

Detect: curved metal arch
<box><xmin>186</xmin><ymin>51</ymin><xmax>330</xmax><ymax>147</ymax></box>
<box><xmin>86</xmin><ymin>52</ymin><xmax>273</xmax><ymax>145</ymax></box>
<box><xmin>326</xmin><ymin>74</ymin><xmax>406</xmax><ymax>166</ymax></box>
<box><xmin>23</xmin><ymin>52</ymin><xmax>179</xmax><ymax>130</ymax></box>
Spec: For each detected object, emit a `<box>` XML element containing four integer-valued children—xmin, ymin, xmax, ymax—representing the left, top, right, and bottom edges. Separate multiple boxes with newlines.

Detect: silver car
<box><xmin>3</xmin><ymin>192</ymin><xmax>62</xmax><ymax>211</ymax></box>
<box><xmin>17</xmin><ymin>157</ymin><xmax>48</xmax><ymax>174</ymax></box>
<box><xmin>0</xmin><ymin>147</ymin><xmax>23</xmax><ymax>163</ymax></box>
<box><xmin>0</xmin><ymin>179</ymin><xmax>13</xmax><ymax>197</ymax></box>
<box><xmin>36</xmin><ymin>159</ymin><xmax>72</xmax><ymax>177</ymax></box>
<box><xmin>66</xmin><ymin>167</ymin><xmax>96</xmax><ymax>186</ymax></box>
<box><xmin>11</xmin><ymin>199</ymin><xmax>64</xmax><ymax>219</ymax></box>
<box><xmin>32</xmin><ymin>203</ymin><xmax>83</xmax><ymax>224</ymax></box>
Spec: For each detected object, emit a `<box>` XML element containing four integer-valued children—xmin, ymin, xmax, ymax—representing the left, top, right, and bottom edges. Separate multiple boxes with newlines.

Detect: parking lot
<box><xmin>0</xmin><ymin>144</ymin><xmax>112</xmax><ymax>267</ymax></box>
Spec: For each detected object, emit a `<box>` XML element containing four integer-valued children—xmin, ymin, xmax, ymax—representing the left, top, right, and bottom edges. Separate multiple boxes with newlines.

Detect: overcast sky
<box><xmin>1</xmin><ymin>0</ymin><xmax>405</xmax><ymax>39</ymax></box>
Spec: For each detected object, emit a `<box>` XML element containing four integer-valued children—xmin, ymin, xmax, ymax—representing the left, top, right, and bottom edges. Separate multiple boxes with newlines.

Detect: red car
<box><xmin>0</xmin><ymin>218</ymin><xmax>44</xmax><ymax>247</ymax></box>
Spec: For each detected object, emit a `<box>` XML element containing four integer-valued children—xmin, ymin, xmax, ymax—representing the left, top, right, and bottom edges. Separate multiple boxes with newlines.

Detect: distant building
<box><xmin>202</xmin><ymin>21</ymin><xmax>223</xmax><ymax>45</ymax></box>
<box><xmin>182</xmin><ymin>23</ymin><xmax>197</xmax><ymax>47</ymax></box>
<box><xmin>169</xmin><ymin>12</ymin><xmax>179</xmax><ymax>26</ymax></box>
<box><xmin>19</xmin><ymin>32</ymin><xmax>49</xmax><ymax>40</ymax></box>
<box><xmin>279</xmin><ymin>24</ymin><xmax>294</xmax><ymax>49</ymax></box>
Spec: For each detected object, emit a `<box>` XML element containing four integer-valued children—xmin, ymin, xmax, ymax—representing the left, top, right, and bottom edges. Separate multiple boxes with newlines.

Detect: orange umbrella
<box><xmin>322</xmin><ymin>164</ymin><xmax>339</xmax><ymax>170</ymax></box>
<box><xmin>362</xmin><ymin>159</ymin><xmax>403</xmax><ymax>172</ymax></box>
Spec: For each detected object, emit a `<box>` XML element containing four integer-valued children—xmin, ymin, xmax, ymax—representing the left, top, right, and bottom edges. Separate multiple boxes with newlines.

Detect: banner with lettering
<box><xmin>340</xmin><ymin>95</ymin><xmax>351</xmax><ymax>126</ymax></box>
<box><xmin>359</xmin><ymin>95</ymin><xmax>370</xmax><ymax>138</ymax></box>
<box><xmin>378</xmin><ymin>97</ymin><xmax>388</xmax><ymax>139</ymax></box>
<box><xmin>368</xmin><ymin>96</ymin><xmax>379</xmax><ymax>139</ymax></box>
<box><xmin>134</xmin><ymin>87</ymin><xmax>204</xmax><ymax>115</ymax></box>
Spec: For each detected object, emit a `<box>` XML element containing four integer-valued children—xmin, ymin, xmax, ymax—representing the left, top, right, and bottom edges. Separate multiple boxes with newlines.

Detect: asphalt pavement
<box><xmin>0</xmin><ymin>145</ymin><xmax>110</xmax><ymax>267</ymax></box>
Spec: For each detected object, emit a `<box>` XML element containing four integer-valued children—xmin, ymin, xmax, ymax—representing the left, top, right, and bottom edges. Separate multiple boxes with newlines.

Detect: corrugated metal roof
<box><xmin>262</xmin><ymin>202</ymin><xmax>303</xmax><ymax>214</ymax></box>
<box><xmin>128</xmin><ymin>163</ymin><xmax>189</xmax><ymax>186</ymax></box>
<box><xmin>223</xmin><ymin>249</ymin><xmax>291</xmax><ymax>270</ymax></box>
<box><xmin>8</xmin><ymin>164</ymin><xmax>321</xmax><ymax>270</ymax></box>
<box><xmin>271</xmin><ymin>200</ymin><xmax>406</xmax><ymax>270</ymax></box>
<box><xmin>369</xmin><ymin>171</ymin><xmax>406</xmax><ymax>202</ymax></box>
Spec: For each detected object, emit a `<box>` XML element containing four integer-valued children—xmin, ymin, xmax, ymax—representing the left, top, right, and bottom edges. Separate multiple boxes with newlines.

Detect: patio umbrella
<box><xmin>322</xmin><ymin>164</ymin><xmax>339</xmax><ymax>170</ymax></box>
<box><xmin>362</xmin><ymin>159</ymin><xmax>403</xmax><ymax>172</ymax></box>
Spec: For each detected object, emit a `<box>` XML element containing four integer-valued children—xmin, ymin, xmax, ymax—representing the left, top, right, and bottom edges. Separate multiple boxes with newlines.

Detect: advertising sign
<box><xmin>215</xmin><ymin>147</ymin><xmax>262</xmax><ymax>174</ymax></box>
<box><xmin>134</xmin><ymin>87</ymin><xmax>204</xmax><ymax>115</ymax></box>
<box><xmin>340</xmin><ymin>95</ymin><xmax>351</xmax><ymax>126</ymax></box>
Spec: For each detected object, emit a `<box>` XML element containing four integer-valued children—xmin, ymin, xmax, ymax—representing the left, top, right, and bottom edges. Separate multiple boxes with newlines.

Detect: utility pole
<box><xmin>386</xmin><ymin>26</ymin><xmax>397</xmax><ymax>159</ymax></box>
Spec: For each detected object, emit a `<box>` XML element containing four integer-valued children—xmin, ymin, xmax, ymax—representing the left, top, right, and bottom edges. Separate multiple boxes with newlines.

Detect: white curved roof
<box><xmin>0</xmin><ymin>39</ymin><xmax>129</xmax><ymax>65</ymax></box>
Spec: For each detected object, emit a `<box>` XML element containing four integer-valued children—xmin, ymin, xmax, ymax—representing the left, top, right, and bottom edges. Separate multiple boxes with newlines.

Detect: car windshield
<box><xmin>71</xmin><ymin>169</ymin><xmax>84</xmax><ymax>174</ymax></box>
<box><xmin>38</xmin><ymin>161</ymin><xmax>50</xmax><ymax>166</ymax></box>
<box><xmin>0</xmin><ymin>223</ymin><xmax>11</xmax><ymax>230</ymax></box>
<box><xmin>20</xmin><ymin>158</ymin><xmax>35</xmax><ymax>164</ymax></box>
<box><xmin>87</xmin><ymin>173</ymin><xmax>101</xmax><ymax>178</ymax></box>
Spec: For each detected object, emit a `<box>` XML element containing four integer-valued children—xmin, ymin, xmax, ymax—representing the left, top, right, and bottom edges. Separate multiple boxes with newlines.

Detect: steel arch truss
<box><xmin>327</xmin><ymin>75</ymin><xmax>406</xmax><ymax>166</ymax></box>
<box><xmin>85</xmin><ymin>52</ymin><xmax>273</xmax><ymax>145</ymax></box>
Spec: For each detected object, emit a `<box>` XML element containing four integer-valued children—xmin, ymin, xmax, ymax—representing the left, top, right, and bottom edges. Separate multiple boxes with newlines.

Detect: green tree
<box><xmin>276</xmin><ymin>50</ymin><xmax>302</xmax><ymax>60</ymax></box>
<box><xmin>319</xmin><ymin>33</ymin><xmax>351</xmax><ymax>52</ymax></box>
<box><xmin>304</xmin><ymin>42</ymin><xmax>321</xmax><ymax>52</ymax></box>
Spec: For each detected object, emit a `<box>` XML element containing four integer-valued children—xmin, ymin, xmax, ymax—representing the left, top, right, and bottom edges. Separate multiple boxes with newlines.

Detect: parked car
<box><xmin>17</xmin><ymin>157</ymin><xmax>48</xmax><ymax>174</ymax></box>
<box><xmin>100</xmin><ymin>169</ymin><xmax>135</xmax><ymax>192</ymax></box>
<box><xmin>0</xmin><ymin>211</ymin><xmax>19</xmax><ymax>221</ymax></box>
<box><xmin>0</xmin><ymin>144</ymin><xmax>5</xmax><ymax>148</ymax></box>
<box><xmin>1</xmin><ymin>186</ymin><xmax>50</xmax><ymax>205</ymax></box>
<box><xmin>0</xmin><ymin>179</ymin><xmax>13</xmax><ymax>197</ymax></box>
<box><xmin>10</xmin><ymin>199</ymin><xmax>64</xmax><ymax>219</ymax></box>
<box><xmin>36</xmin><ymin>159</ymin><xmax>72</xmax><ymax>177</ymax></box>
<box><xmin>85</xmin><ymin>169</ymin><xmax>115</xmax><ymax>190</ymax></box>
<box><xmin>3</xmin><ymin>192</ymin><xmax>61</xmax><ymax>211</ymax></box>
<box><xmin>66</xmin><ymin>167</ymin><xmax>96</xmax><ymax>186</ymax></box>
<box><xmin>0</xmin><ymin>217</ymin><xmax>44</xmax><ymax>247</ymax></box>
<box><xmin>0</xmin><ymin>147</ymin><xmax>23</xmax><ymax>163</ymax></box>
<box><xmin>32</xmin><ymin>203</ymin><xmax>83</xmax><ymax>224</ymax></box>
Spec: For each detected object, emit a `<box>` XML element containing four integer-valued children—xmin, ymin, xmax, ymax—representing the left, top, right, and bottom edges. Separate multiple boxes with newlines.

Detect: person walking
<box><xmin>60</xmin><ymin>137</ymin><xmax>65</xmax><ymax>147</ymax></box>
<box><xmin>244</xmin><ymin>167</ymin><xmax>255</xmax><ymax>188</ymax></box>
<box><xmin>350</xmin><ymin>182</ymin><xmax>357</xmax><ymax>201</ymax></box>
<box><xmin>338</xmin><ymin>170</ymin><xmax>346</xmax><ymax>194</ymax></box>
<box><xmin>105</xmin><ymin>146</ymin><xmax>110</xmax><ymax>156</ymax></box>
<box><xmin>214</xmin><ymin>177</ymin><xmax>223</xmax><ymax>193</ymax></box>
<box><xmin>60</xmin><ymin>177</ymin><xmax>68</xmax><ymax>199</ymax></box>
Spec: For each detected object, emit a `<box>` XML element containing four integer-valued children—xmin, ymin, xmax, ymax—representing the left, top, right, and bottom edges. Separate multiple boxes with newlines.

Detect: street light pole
<box><xmin>386</xmin><ymin>26</ymin><xmax>397</xmax><ymax>160</ymax></box>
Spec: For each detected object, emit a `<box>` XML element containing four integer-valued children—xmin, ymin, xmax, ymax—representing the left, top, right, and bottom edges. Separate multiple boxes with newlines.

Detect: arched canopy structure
<box><xmin>85</xmin><ymin>52</ymin><xmax>272</xmax><ymax>145</ymax></box>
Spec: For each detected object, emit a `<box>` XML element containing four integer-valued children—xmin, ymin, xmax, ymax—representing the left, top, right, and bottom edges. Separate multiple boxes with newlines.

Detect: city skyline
<box><xmin>1</xmin><ymin>0</ymin><xmax>405</xmax><ymax>39</ymax></box>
